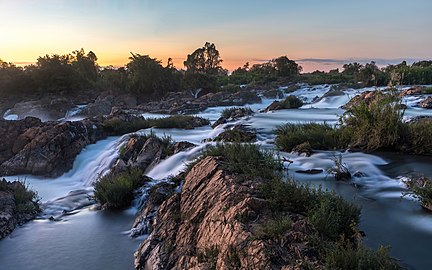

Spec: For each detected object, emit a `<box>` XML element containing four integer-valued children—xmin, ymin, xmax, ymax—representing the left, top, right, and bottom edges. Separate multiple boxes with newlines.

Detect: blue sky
<box><xmin>1</xmin><ymin>0</ymin><xmax>431</xmax><ymax>71</ymax></box>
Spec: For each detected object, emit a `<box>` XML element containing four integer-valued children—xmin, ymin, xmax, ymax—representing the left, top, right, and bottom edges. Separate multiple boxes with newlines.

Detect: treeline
<box><xmin>1</xmin><ymin>42</ymin><xmax>432</xmax><ymax>102</ymax></box>
<box><xmin>303</xmin><ymin>61</ymin><xmax>432</xmax><ymax>86</ymax></box>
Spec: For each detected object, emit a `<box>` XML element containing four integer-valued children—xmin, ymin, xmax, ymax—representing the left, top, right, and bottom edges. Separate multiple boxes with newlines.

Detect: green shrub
<box><xmin>340</xmin><ymin>92</ymin><xmax>404</xmax><ymax>150</ymax></box>
<box><xmin>221</xmin><ymin>107</ymin><xmax>253</xmax><ymax>119</ymax></box>
<box><xmin>309</xmin><ymin>193</ymin><xmax>360</xmax><ymax>241</ymax></box>
<box><xmin>326</xmin><ymin>240</ymin><xmax>400</xmax><ymax>270</ymax></box>
<box><xmin>275</xmin><ymin>123</ymin><xmax>341</xmax><ymax>152</ymax></box>
<box><xmin>424</xmin><ymin>87</ymin><xmax>432</xmax><ymax>94</ymax></box>
<box><xmin>12</xmin><ymin>181</ymin><xmax>39</xmax><ymax>215</ymax></box>
<box><xmin>259</xmin><ymin>179</ymin><xmax>320</xmax><ymax>214</ymax></box>
<box><xmin>253</xmin><ymin>217</ymin><xmax>292</xmax><ymax>240</ymax></box>
<box><xmin>193</xmin><ymin>143</ymin><xmax>282</xmax><ymax>180</ymax></box>
<box><xmin>399</xmin><ymin>119</ymin><xmax>432</xmax><ymax>155</ymax></box>
<box><xmin>93</xmin><ymin>168</ymin><xmax>146</xmax><ymax>209</ymax></box>
<box><xmin>280</xmin><ymin>95</ymin><xmax>303</xmax><ymax>109</ymax></box>
<box><xmin>212</xmin><ymin>128</ymin><xmax>256</xmax><ymax>143</ymax></box>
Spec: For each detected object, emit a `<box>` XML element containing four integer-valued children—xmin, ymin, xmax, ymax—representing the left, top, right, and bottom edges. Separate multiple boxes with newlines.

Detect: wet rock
<box><xmin>172</xmin><ymin>141</ymin><xmax>196</xmax><ymax>154</ymax></box>
<box><xmin>0</xmin><ymin>118</ymin><xmax>105</xmax><ymax>177</ymax></box>
<box><xmin>261</xmin><ymin>89</ymin><xmax>284</xmax><ymax>99</ymax></box>
<box><xmin>130</xmin><ymin>182</ymin><xmax>177</xmax><ymax>237</ymax></box>
<box><xmin>78</xmin><ymin>93</ymin><xmax>137</xmax><ymax>117</ymax></box>
<box><xmin>292</xmin><ymin>142</ymin><xmax>313</xmax><ymax>157</ymax></box>
<box><xmin>419</xmin><ymin>96</ymin><xmax>432</xmax><ymax>109</ymax></box>
<box><xmin>212</xmin><ymin>107</ymin><xmax>254</xmax><ymax>128</ymax></box>
<box><xmin>400</xmin><ymin>86</ymin><xmax>426</xmax><ymax>97</ymax></box>
<box><xmin>136</xmin><ymin>90</ymin><xmax>261</xmax><ymax>115</ymax></box>
<box><xmin>119</xmin><ymin>135</ymin><xmax>195</xmax><ymax>173</ymax></box>
<box><xmin>264</xmin><ymin>95</ymin><xmax>303</xmax><ymax>112</ymax></box>
<box><xmin>0</xmin><ymin>179</ymin><xmax>39</xmax><ymax>239</ymax></box>
<box><xmin>296</xmin><ymin>169</ymin><xmax>323</xmax><ymax>175</ymax></box>
<box><xmin>5</xmin><ymin>97</ymin><xmax>75</xmax><ymax>122</ymax></box>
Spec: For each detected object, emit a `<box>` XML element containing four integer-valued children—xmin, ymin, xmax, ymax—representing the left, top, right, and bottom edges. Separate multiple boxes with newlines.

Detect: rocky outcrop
<box><xmin>261</xmin><ymin>89</ymin><xmax>284</xmax><ymax>99</ymax></box>
<box><xmin>136</xmin><ymin>90</ymin><xmax>261</xmax><ymax>115</ymax></box>
<box><xmin>342</xmin><ymin>90</ymin><xmax>387</xmax><ymax>110</ymax></box>
<box><xmin>0</xmin><ymin>118</ymin><xmax>105</xmax><ymax>177</ymax></box>
<box><xmin>4</xmin><ymin>97</ymin><xmax>76</xmax><ymax>121</ymax></box>
<box><xmin>0</xmin><ymin>179</ymin><xmax>39</xmax><ymax>239</ymax></box>
<box><xmin>134</xmin><ymin>157</ymin><xmax>322</xmax><ymax>270</ymax></box>
<box><xmin>419</xmin><ymin>96</ymin><xmax>432</xmax><ymax>109</ymax></box>
<box><xmin>264</xmin><ymin>95</ymin><xmax>303</xmax><ymax>112</ymax></box>
<box><xmin>115</xmin><ymin>135</ymin><xmax>196</xmax><ymax>174</ymax></box>
<box><xmin>78</xmin><ymin>93</ymin><xmax>137</xmax><ymax>117</ymax></box>
<box><xmin>212</xmin><ymin>107</ymin><xmax>254</xmax><ymax>128</ymax></box>
<box><xmin>400</xmin><ymin>86</ymin><xmax>426</xmax><ymax>97</ymax></box>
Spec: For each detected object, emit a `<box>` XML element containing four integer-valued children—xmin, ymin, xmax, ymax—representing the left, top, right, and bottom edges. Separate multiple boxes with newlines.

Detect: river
<box><xmin>1</xmin><ymin>85</ymin><xmax>432</xmax><ymax>269</ymax></box>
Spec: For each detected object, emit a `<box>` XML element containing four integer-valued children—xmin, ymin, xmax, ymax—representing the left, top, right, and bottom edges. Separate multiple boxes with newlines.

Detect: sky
<box><xmin>1</xmin><ymin>0</ymin><xmax>431</xmax><ymax>72</ymax></box>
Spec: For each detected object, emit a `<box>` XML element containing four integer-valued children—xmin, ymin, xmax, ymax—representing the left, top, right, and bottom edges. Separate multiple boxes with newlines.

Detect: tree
<box><xmin>126</xmin><ymin>53</ymin><xmax>182</xmax><ymax>100</ymax></box>
<box><xmin>272</xmin><ymin>56</ymin><xmax>301</xmax><ymax>78</ymax></box>
<box><xmin>184</xmin><ymin>42</ymin><xmax>224</xmax><ymax>75</ymax></box>
<box><xmin>71</xmin><ymin>48</ymin><xmax>99</xmax><ymax>82</ymax></box>
<box><xmin>342</xmin><ymin>62</ymin><xmax>363</xmax><ymax>75</ymax></box>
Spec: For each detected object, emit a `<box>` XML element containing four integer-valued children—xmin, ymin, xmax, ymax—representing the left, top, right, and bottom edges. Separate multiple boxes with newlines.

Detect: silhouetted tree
<box><xmin>184</xmin><ymin>42</ymin><xmax>223</xmax><ymax>75</ymax></box>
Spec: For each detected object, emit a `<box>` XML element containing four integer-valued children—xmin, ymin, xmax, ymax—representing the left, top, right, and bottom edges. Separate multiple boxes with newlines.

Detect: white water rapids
<box><xmin>1</xmin><ymin>84</ymin><xmax>432</xmax><ymax>269</ymax></box>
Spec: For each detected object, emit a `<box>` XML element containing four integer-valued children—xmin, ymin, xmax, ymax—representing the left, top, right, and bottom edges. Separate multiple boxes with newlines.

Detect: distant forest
<box><xmin>1</xmin><ymin>42</ymin><xmax>432</xmax><ymax>101</ymax></box>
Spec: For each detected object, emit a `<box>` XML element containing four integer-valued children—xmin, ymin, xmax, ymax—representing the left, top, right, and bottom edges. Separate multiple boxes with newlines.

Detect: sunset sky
<box><xmin>1</xmin><ymin>0</ymin><xmax>431</xmax><ymax>72</ymax></box>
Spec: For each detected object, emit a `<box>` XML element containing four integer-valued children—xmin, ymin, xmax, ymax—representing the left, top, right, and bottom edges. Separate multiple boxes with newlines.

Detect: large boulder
<box><xmin>118</xmin><ymin>135</ymin><xmax>196</xmax><ymax>173</ymax></box>
<box><xmin>4</xmin><ymin>97</ymin><xmax>75</xmax><ymax>121</ymax></box>
<box><xmin>0</xmin><ymin>118</ymin><xmax>105</xmax><ymax>177</ymax></box>
<box><xmin>78</xmin><ymin>93</ymin><xmax>138</xmax><ymax>117</ymax></box>
<box><xmin>134</xmin><ymin>157</ymin><xmax>322</xmax><ymax>270</ymax></box>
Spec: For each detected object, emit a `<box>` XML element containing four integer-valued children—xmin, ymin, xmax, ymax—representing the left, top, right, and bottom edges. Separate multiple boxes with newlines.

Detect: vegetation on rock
<box><xmin>93</xmin><ymin>168</ymin><xmax>147</xmax><ymax>209</ymax></box>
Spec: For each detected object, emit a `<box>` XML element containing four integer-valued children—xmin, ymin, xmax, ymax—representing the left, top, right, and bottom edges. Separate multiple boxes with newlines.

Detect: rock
<box><xmin>296</xmin><ymin>169</ymin><xmax>323</xmax><ymax>175</ymax></box>
<box><xmin>265</xmin><ymin>101</ymin><xmax>284</xmax><ymax>112</ymax></box>
<box><xmin>212</xmin><ymin>107</ymin><xmax>254</xmax><ymax>129</ymax></box>
<box><xmin>5</xmin><ymin>97</ymin><xmax>75</xmax><ymax>122</ymax></box>
<box><xmin>261</xmin><ymin>89</ymin><xmax>284</xmax><ymax>99</ymax></box>
<box><xmin>172</xmin><ymin>141</ymin><xmax>196</xmax><ymax>154</ymax></box>
<box><xmin>212</xmin><ymin>125</ymin><xmax>256</xmax><ymax>142</ymax></box>
<box><xmin>135</xmin><ymin>90</ymin><xmax>261</xmax><ymax>115</ymax></box>
<box><xmin>0</xmin><ymin>179</ymin><xmax>39</xmax><ymax>239</ymax></box>
<box><xmin>134</xmin><ymin>157</ymin><xmax>324</xmax><ymax>270</ymax></box>
<box><xmin>292</xmin><ymin>142</ymin><xmax>313</xmax><ymax>157</ymax></box>
<box><xmin>342</xmin><ymin>91</ymin><xmax>382</xmax><ymax>110</ymax></box>
<box><xmin>400</xmin><ymin>86</ymin><xmax>426</xmax><ymax>97</ymax></box>
<box><xmin>0</xmin><ymin>118</ymin><xmax>105</xmax><ymax>177</ymax></box>
<box><xmin>78</xmin><ymin>93</ymin><xmax>138</xmax><ymax>118</ymax></box>
<box><xmin>419</xmin><ymin>96</ymin><xmax>432</xmax><ymax>109</ymax></box>
<box><xmin>130</xmin><ymin>182</ymin><xmax>177</xmax><ymax>237</ymax></box>
<box><xmin>264</xmin><ymin>95</ymin><xmax>303</xmax><ymax>112</ymax></box>
<box><xmin>119</xmin><ymin>135</ymin><xmax>195</xmax><ymax>173</ymax></box>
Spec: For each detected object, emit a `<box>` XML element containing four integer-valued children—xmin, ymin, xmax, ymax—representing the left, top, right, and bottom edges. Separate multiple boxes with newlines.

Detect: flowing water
<box><xmin>1</xmin><ymin>85</ymin><xmax>432</xmax><ymax>269</ymax></box>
